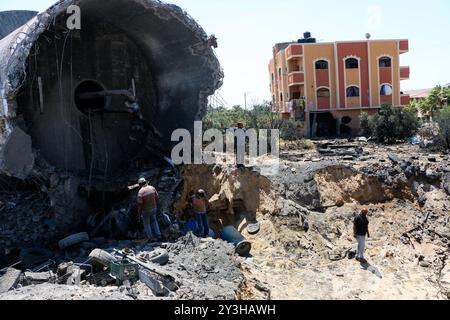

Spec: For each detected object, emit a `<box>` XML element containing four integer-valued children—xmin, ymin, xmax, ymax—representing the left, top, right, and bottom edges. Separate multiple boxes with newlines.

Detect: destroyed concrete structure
<box><xmin>0</xmin><ymin>0</ymin><xmax>223</xmax><ymax>229</ymax></box>
<box><xmin>0</xmin><ymin>11</ymin><xmax>38</xmax><ymax>40</ymax></box>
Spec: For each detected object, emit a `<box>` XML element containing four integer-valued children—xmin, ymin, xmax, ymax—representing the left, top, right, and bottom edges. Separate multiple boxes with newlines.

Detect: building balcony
<box><xmin>288</xmin><ymin>71</ymin><xmax>304</xmax><ymax>86</ymax></box>
<box><xmin>286</xmin><ymin>44</ymin><xmax>303</xmax><ymax>60</ymax></box>
<box><xmin>399</xmin><ymin>40</ymin><xmax>409</xmax><ymax>54</ymax></box>
<box><xmin>400</xmin><ymin>66</ymin><xmax>410</xmax><ymax>80</ymax></box>
<box><xmin>401</xmin><ymin>94</ymin><xmax>411</xmax><ymax>106</ymax></box>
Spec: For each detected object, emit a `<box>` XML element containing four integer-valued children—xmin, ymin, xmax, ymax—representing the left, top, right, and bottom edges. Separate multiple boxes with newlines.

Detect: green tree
<box><xmin>437</xmin><ymin>105</ymin><xmax>450</xmax><ymax>149</ymax></box>
<box><xmin>360</xmin><ymin>104</ymin><xmax>420</xmax><ymax>143</ymax></box>
<box><xmin>421</xmin><ymin>86</ymin><xmax>450</xmax><ymax>119</ymax></box>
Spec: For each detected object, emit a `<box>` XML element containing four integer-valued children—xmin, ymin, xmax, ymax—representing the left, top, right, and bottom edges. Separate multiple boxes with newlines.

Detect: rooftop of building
<box><xmin>404</xmin><ymin>89</ymin><xmax>432</xmax><ymax>99</ymax></box>
<box><xmin>273</xmin><ymin>32</ymin><xmax>408</xmax><ymax>53</ymax></box>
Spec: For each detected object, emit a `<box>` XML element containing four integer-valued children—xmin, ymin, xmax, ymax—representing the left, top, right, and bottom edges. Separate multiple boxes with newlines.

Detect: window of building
<box><xmin>315</xmin><ymin>60</ymin><xmax>328</xmax><ymax>70</ymax></box>
<box><xmin>280</xmin><ymin>92</ymin><xmax>283</xmax><ymax>101</ymax></box>
<box><xmin>278</xmin><ymin>68</ymin><xmax>282</xmax><ymax>78</ymax></box>
<box><xmin>346</xmin><ymin>86</ymin><xmax>360</xmax><ymax>97</ymax></box>
<box><xmin>317</xmin><ymin>88</ymin><xmax>330</xmax><ymax>98</ymax></box>
<box><xmin>379</xmin><ymin>56</ymin><xmax>392</xmax><ymax>68</ymax></box>
<box><xmin>271</xmin><ymin>73</ymin><xmax>274</xmax><ymax>81</ymax></box>
<box><xmin>380</xmin><ymin>84</ymin><xmax>393</xmax><ymax>96</ymax></box>
<box><xmin>345</xmin><ymin>58</ymin><xmax>359</xmax><ymax>69</ymax></box>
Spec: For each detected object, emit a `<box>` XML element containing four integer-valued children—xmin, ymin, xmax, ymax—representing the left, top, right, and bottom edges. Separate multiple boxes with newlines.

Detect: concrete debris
<box><xmin>0</xmin><ymin>268</ymin><xmax>22</xmax><ymax>293</ymax></box>
<box><xmin>0</xmin><ymin>1</ymin><xmax>447</xmax><ymax>303</ymax></box>
<box><xmin>23</xmin><ymin>271</ymin><xmax>56</xmax><ymax>285</ymax></box>
<box><xmin>139</xmin><ymin>269</ymin><xmax>169</xmax><ymax>297</ymax></box>
<box><xmin>0</xmin><ymin>138</ymin><xmax>449</xmax><ymax>300</ymax></box>
<box><xmin>0</xmin><ymin>233</ymin><xmax>243</xmax><ymax>300</ymax></box>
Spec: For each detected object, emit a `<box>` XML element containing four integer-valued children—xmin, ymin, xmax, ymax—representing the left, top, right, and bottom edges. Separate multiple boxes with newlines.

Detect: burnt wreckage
<box><xmin>0</xmin><ymin>0</ymin><xmax>223</xmax><ymax>230</ymax></box>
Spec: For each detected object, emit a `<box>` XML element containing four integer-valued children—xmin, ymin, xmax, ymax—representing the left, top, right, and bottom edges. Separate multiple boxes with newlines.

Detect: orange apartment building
<box><xmin>269</xmin><ymin>33</ymin><xmax>410</xmax><ymax>137</ymax></box>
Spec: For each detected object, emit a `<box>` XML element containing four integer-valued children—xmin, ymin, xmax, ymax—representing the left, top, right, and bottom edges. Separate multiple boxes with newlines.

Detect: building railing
<box><xmin>400</xmin><ymin>94</ymin><xmax>411</xmax><ymax>106</ymax></box>
<box><xmin>287</xmin><ymin>72</ymin><xmax>305</xmax><ymax>86</ymax></box>
<box><xmin>400</xmin><ymin>66</ymin><xmax>410</xmax><ymax>80</ymax></box>
<box><xmin>286</xmin><ymin>44</ymin><xmax>303</xmax><ymax>60</ymax></box>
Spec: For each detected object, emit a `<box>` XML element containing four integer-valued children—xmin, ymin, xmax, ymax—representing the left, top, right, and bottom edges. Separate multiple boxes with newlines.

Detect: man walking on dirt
<box><xmin>353</xmin><ymin>208</ymin><xmax>370</xmax><ymax>263</ymax></box>
<box><xmin>137</xmin><ymin>178</ymin><xmax>162</xmax><ymax>242</ymax></box>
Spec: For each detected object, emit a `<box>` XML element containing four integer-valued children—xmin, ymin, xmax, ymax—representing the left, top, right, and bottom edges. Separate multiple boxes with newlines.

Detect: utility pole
<box><xmin>244</xmin><ymin>92</ymin><xmax>251</xmax><ymax>110</ymax></box>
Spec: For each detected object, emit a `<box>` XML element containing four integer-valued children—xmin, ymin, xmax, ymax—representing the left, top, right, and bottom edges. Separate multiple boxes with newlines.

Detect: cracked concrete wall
<box><xmin>0</xmin><ymin>0</ymin><xmax>223</xmax><ymax>179</ymax></box>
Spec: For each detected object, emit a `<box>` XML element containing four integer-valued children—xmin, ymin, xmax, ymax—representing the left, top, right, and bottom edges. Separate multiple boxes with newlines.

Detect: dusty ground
<box><xmin>237</xmin><ymin>141</ymin><xmax>450</xmax><ymax>300</ymax></box>
<box><xmin>1</xmin><ymin>140</ymin><xmax>449</xmax><ymax>300</ymax></box>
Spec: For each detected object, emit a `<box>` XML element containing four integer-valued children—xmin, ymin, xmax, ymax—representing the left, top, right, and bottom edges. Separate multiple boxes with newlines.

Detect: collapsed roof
<box><xmin>0</xmin><ymin>0</ymin><xmax>223</xmax><ymax>179</ymax></box>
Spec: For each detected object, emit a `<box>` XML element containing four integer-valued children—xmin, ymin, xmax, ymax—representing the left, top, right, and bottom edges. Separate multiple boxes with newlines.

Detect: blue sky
<box><xmin>2</xmin><ymin>0</ymin><xmax>450</xmax><ymax>107</ymax></box>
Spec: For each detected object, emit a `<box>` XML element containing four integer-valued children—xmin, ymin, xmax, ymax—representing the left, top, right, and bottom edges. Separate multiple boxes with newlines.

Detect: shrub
<box><xmin>203</xmin><ymin>102</ymin><xmax>278</xmax><ymax>131</ymax></box>
<box><xmin>272</xmin><ymin>119</ymin><xmax>304</xmax><ymax>141</ymax></box>
<box><xmin>437</xmin><ymin>105</ymin><xmax>450</xmax><ymax>149</ymax></box>
<box><xmin>360</xmin><ymin>104</ymin><xmax>420</xmax><ymax>143</ymax></box>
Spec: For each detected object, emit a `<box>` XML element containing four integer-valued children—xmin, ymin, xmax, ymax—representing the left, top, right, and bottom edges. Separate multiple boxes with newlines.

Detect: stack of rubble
<box><xmin>0</xmin><ymin>190</ymin><xmax>60</xmax><ymax>255</ymax></box>
<box><xmin>0</xmin><ymin>234</ymin><xmax>243</xmax><ymax>300</ymax></box>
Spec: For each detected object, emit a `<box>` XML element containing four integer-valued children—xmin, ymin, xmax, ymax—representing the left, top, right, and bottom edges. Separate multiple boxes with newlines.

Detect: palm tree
<box><xmin>423</xmin><ymin>86</ymin><xmax>448</xmax><ymax>120</ymax></box>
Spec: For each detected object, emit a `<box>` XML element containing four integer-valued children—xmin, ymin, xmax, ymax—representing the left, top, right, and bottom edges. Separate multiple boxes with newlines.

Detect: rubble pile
<box><xmin>1</xmin><ymin>138</ymin><xmax>449</xmax><ymax>300</ymax></box>
<box><xmin>239</xmin><ymin>141</ymin><xmax>450</xmax><ymax>300</ymax></box>
<box><xmin>0</xmin><ymin>189</ymin><xmax>59</xmax><ymax>254</ymax></box>
<box><xmin>0</xmin><ymin>234</ymin><xmax>243</xmax><ymax>300</ymax></box>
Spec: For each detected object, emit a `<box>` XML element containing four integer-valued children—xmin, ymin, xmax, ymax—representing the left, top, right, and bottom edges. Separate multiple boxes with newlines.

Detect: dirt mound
<box><xmin>314</xmin><ymin>166</ymin><xmax>396</xmax><ymax>206</ymax></box>
<box><xmin>175</xmin><ymin>165</ymin><xmax>276</xmax><ymax>233</ymax></box>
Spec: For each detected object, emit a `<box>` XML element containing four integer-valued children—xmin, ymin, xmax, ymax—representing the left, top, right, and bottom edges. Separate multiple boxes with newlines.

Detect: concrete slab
<box><xmin>0</xmin><ymin>268</ymin><xmax>22</xmax><ymax>293</ymax></box>
<box><xmin>2</xmin><ymin>127</ymin><xmax>34</xmax><ymax>179</ymax></box>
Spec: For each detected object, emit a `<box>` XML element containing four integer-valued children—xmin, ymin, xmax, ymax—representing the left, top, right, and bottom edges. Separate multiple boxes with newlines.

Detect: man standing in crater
<box><xmin>353</xmin><ymin>208</ymin><xmax>370</xmax><ymax>263</ymax></box>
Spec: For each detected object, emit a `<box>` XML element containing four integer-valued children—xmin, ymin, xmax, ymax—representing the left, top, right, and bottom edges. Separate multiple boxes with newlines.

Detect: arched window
<box><xmin>278</xmin><ymin>68</ymin><xmax>282</xmax><ymax>77</ymax></box>
<box><xmin>280</xmin><ymin>92</ymin><xmax>283</xmax><ymax>101</ymax></box>
<box><xmin>315</xmin><ymin>60</ymin><xmax>328</xmax><ymax>70</ymax></box>
<box><xmin>380</xmin><ymin>84</ymin><xmax>393</xmax><ymax>96</ymax></box>
<box><xmin>317</xmin><ymin>88</ymin><xmax>330</xmax><ymax>98</ymax></box>
<box><xmin>271</xmin><ymin>73</ymin><xmax>274</xmax><ymax>81</ymax></box>
<box><xmin>379</xmin><ymin>56</ymin><xmax>392</xmax><ymax>68</ymax></box>
<box><xmin>345</xmin><ymin>58</ymin><xmax>359</xmax><ymax>69</ymax></box>
<box><xmin>346</xmin><ymin>86</ymin><xmax>360</xmax><ymax>97</ymax></box>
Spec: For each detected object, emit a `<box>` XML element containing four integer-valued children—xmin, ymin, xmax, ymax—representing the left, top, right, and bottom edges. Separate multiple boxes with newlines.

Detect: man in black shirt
<box><xmin>353</xmin><ymin>208</ymin><xmax>370</xmax><ymax>263</ymax></box>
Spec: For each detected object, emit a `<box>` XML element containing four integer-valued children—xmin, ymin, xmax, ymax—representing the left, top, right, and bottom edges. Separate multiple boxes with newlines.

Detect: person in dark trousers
<box><xmin>190</xmin><ymin>189</ymin><xmax>210</xmax><ymax>238</ymax></box>
<box><xmin>137</xmin><ymin>178</ymin><xmax>162</xmax><ymax>242</ymax></box>
<box><xmin>234</xmin><ymin>122</ymin><xmax>246</xmax><ymax>168</ymax></box>
<box><xmin>353</xmin><ymin>208</ymin><xmax>370</xmax><ymax>263</ymax></box>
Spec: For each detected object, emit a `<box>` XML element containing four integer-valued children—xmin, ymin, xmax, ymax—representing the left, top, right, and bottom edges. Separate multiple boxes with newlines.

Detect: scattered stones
<box><xmin>388</xmin><ymin>154</ymin><xmax>400</xmax><ymax>164</ymax></box>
